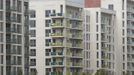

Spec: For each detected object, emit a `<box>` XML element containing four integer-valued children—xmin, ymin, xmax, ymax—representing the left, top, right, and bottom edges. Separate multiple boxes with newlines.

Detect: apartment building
<box><xmin>29</xmin><ymin>0</ymin><xmax>83</xmax><ymax>75</ymax></box>
<box><xmin>83</xmin><ymin>8</ymin><xmax>116</xmax><ymax>75</ymax></box>
<box><xmin>0</xmin><ymin>0</ymin><xmax>29</xmax><ymax>75</ymax></box>
<box><xmin>85</xmin><ymin>0</ymin><xmax>134</xmax><ymax>75</ymax></box>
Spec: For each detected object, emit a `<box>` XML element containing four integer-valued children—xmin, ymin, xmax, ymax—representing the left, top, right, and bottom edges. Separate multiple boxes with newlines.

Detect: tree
<box><xmin>18</xmin><ymin>69</ymin><xmax>23</xmax><ymax>75</ymax></box>
<box><xmin>31</xmin><ymin>69</ymin><xmax>37</xmax><ymax>75</ymax></box>
<box><xmin>95</xmin><ymin>69</ymin><xmax>107</xmax><ymax>75</ymax></box>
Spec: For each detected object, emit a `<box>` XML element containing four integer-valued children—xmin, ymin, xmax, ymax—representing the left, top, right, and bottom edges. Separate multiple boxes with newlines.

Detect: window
<box><xmin>122</xmin><ymin>12</ymin><xmax>124</xmax><ymax>18</ymax></box>
<box><xmin>97</xmin><ymin>61</ymin><xmax>99</xmax><ymax>67</ymax></box>
<box><xmin>0</xmin><ymin>22</ymin><xmax>3</xmax><ymax>31</ymax></box>
<box><xmin>123</xmin><ymin>63</ymin><xmax>125</xmax><ymax>69</ymax></box>
<box><xmin>97</xmin><ymin>43</ymin><xmax>99</xmax><ymax>50</ymax></box>
<box><xmin>96</xmin><ymin>34</ymin><xmax>99</xmax><ymax>41</ymax></box>
<box><xmin>30</xmin><ymin>10</ymin><xmax>36</xmax><ymax>18</ymax></box>
<box><xmin>0</xmin><ymin>33</ymin><xmax>3</xmax><ymax>42</ymax></box>
<box><xmin>0</xmin><ymin>55</ymin><xmax>3</xmax><ymax>64</ymax></box>
<box><xmin>17</xmin><ymin>14</ymin><xmax>21</xmax><ymax>23</ymax></box>
<box><xmin>96</xmin><ymin>25</ymin><xmax>98</xmax><ymax>32</ymax></box>
<box><xmin>30</xmin><ymin>59</ymin><xmax>36</xmax><ymax>66</ymax></box>
<box><xmin>30</xmin><ymin>20</ymin><xmax>36</xmax><ymax>27</ymax></box>
<box><xmin>45</xmin><ymin>29</ymin><xmax>51</xmax><ymax>37</ymax></box>
<box><xmin>122</xmin><ymin>38</ymin><xmax>125</xmax><ymax>44</ymax></box>
<box><xmin>30</xmin><ymin>40</ymin><xmax>36</xmax><ymax>47</ymax></box>
<box><xmin>122</xmin><ymin>0</ymin><xmax>124</xmax><ymax>10</ymax></box>
<box><xmin>108</xmin><ymin>4</ymin><xmax>114</xmax><ymax>10</ymax></box>
<box><xmin>30</xmin><ymin>30</ymin><xmax>36</xmax><ymax>37</ymax></box>
<box><xmin>17</xmin><ymin>0</ymin><xmax>22</xmax><ymax>12</ymax></box>
<box><xmin>0</xmin><ymin>0</ymin><xmax>3</xmax><ymax>9</ymax></box>
<box><xmin>45</xmin><ymin>10</ymin><xmax>51</xmax><ymax>17</ymax></box>
<box><xmin>0</xmin><ymin>44</ymin><xmax>3</xmax><ymax>53</ymax></box>
<box><xmin>97</xmin><ymin>52</ymin><xmax>99</xmax><ymax>59</ymax></box>
<box><xmin>30</xmin><ymin>49</ymin><xmax>36</xmax><ymax>56</ymax></box>
<box><xmin>0</xmin><ymin>11</ymin><xmax>3</xmax><ymax>20</ymax></box>
<box><xmin>122</xmin><ymin>21</ymin><xmax>125</xmax><ymax>27</ymax></box>
<box><xmin>96</xmin><ymin>12</ymin><xmax>98</xmax><ymax>23</ymax></box>
<box><xmin>122</xmin><ymin>29</ymin><xmax>124</xmax><ymax>35</ymax></box>
<box><xmin>45</xmin><ymin>20</ymin><xmax>51</xmax><ymax>27</ymax></box>
<box><xmin>45</xmin><ymin>39</ymin><xmax>51</xmax><ymax>46</ymax></box>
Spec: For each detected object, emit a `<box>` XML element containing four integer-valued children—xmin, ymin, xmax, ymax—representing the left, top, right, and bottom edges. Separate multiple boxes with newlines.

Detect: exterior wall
<box><xmin>85</xmin><ymin>0</ymin><xmax>101</xmax><ymax>8</ymax></box>
<box><xmin>0</xmin><ymin>0</ymin><xmax>29</xmax><ymax>75</ymax></box>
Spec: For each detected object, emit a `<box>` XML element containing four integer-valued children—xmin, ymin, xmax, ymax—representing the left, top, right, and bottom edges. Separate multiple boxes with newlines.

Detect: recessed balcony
<box><xmin>50</xmin><ymin>33</ymin><xmax>64</xmax><ymax>38</ymax></box>
<box><xmin>51</xmin><ymin>13</ymin><xmax>64</xmax><ymax>19</ymax></box>
<box><xmin>51</xmin><ymin>52</ymin><xmax>64</xmax><ymax>57</ymax></box>
<box><xmin>51</xmin><ymin>23</ymin><xmax>64</xmax><ymax>28</ymax></box>
<box><xmin>67</xmin><ymin>62</ymin><xmax>83</xmax><ymax>68</ymax></box>
<box><xmin>50</xmin><ymin>61</ymin><xmax>64</xmax><ymax>67</ymax></box>
<box><xmin>49</xmin><ymin>42</ymin><xmax>64</xmax><ymax>48</ymax></box>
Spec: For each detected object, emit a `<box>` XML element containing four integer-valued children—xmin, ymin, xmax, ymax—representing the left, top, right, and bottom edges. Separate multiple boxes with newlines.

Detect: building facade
<box><xmin>29</xmin><ymin>0</ymin><xmax>83</xmax><ymax>75</ymax></box>
<box><xmin>83</xmin><ymin>8</ymin><xmax>116</xmax><ymax>75</ymax></box>
<box><xmin>85</xmin><ymin>0</ymin><xmax>134</xmax><ymax>75</ymax></box>
<box><xmin>0</xmin><ymin>0</ymin><xmax>29</xmax><ymax>75</ymax></box>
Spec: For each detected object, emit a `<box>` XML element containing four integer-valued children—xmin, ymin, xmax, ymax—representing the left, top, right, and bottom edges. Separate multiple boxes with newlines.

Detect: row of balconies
<box><xmin>46</xmin><ymin>61</ymin><xmax>82</xmax><ymax>68</ymax></box>
<box><xmin>46</xmin><ymin>51</ymin><xmax>82</xmax><ymax>58</ymax></box>
<box><xmin>51</xmin><ymin>23</ymin><xmax>82</xmax><ymax>29</ymax></box>
<box><xmin>49</xmin><ymin>42</ymin><xmax>82</xmax><ymax>48</ymax></box>
<box><xmin>50</xmin><ymin>33</ymin><xmax>82</xmax><ymax>39</ymax></box>
<box><xmin>50</xmin><ymin>13</ymin><xmax>82</xmax><ymax>20</ymax></box>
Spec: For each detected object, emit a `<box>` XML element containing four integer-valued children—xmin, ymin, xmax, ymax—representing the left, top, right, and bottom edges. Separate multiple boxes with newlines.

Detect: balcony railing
<box><xmin>51</xmin><ymin>61</ymin><xmax>63</xmax><ymax>66</ymax></box>
<box><xmin>51</xmin><ymin>52</ymin><xmax>63</xmax><ymax>56</ymax></box>
<box><xmin>50</xmin><ymin>13</ymin><xmax>64</xmax><ymax>18</ymax></box>
<box><xmin>50</xmin><ymin>33</ymin><xmax>64</xmax><ymax>37</ymax></box>
<box><xmin>51</xmin><ymin>23</ymin><xmax>64</xmax><ymax>28</ymax></box>
<box><xmin>49</xmin><ymin>43</ymin><xmax>64</xmax><ymax>47</ymax></box>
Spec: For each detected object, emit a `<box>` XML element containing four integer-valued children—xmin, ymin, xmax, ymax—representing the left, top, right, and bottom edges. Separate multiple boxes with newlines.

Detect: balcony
<box><xmin>6</xmin><ymin>28</ymin><xmax>17</xmax><ymax>33</ymax></box>
<box><xmin>51</xmin><ymin>13</ymin><xmax>64</xmax><ymax>19</ymax></box>
<box><xmin>49</xmin><ymin>42</ymin><xmax>64</xmax><ymax>48</ymax></box>
<box><xmin>6</xmin><ymin>39</ymin><xmax>16</xmax><ymax>44</ymax></box>
<box><xmin>67</xmin><ymin>62</ymin><xmax>83</xmax><ymax>68</ymax></box>
<box><xmin>67</xmin><ymin>52</ymin><xmax>83</xmax><ymax>58</ymax></box>
<box><xmin>6</xmin><ymin>49</ymin><xmax>16</xmax><ymax>55</ymax></box>
<box><xmin>51</xmin><ymin>52</ymin><xmax>63</xmax><ymax>56</ymax></box>
<box><xmin>67</xmin><ymin>14</ymin><xmax>82</xmax><ymax>21</ymax></box>
<box><xmin>71</xmin><ymin>25</ymin><xmax>83</xmax><ymax>30</ymax></box>
<box><xmin>51</xmin><ymin>61</ymin><xmax>64</xmax><ymax>67</ymax></box>
<box><xmin>127</xmin><ymin>8</ymin><xmax>134</xmax><ymax>13</ymax></box>
<box><xmin>6</xmin><ymin>6</ymin><xmax>17</xmax><ymax>12</ymax></box>
<box><xmin>71</xmin><ymin>44</ymin><xmax>83</xmax><ymax>49</ymax></box>
<box><xmin>50</xmin><ymin>33</ymin><xmax>64</xmax><ymax>38</ymax></box>
<box><xmin>71</xmin><ymin>34</ymin><xmax>82</xmax><ymax>40</ymax></box>
<box><xmin>51</xmin><ymin>23</ymin><xmax>64</xmax><ymax>28</ymax></box>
